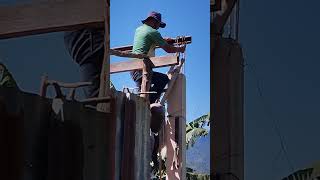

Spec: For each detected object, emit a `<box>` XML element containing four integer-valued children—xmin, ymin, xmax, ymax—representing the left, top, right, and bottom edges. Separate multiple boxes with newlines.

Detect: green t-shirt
<box><xmin>132</xmin><ymin>24</ymin><xmax>168</xmax><ymax>55</ymax></box>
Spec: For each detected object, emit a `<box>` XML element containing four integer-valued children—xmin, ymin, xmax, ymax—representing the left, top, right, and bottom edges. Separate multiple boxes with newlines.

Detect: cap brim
<box><xmin>141</xmin><ymin>18</ymin><xmax>166</xmax><ymax>28</ymax></box>
<box><xmin>159</xmin><ymin>22</ymin><xmax>166</xmax><ymax>28</ymax></box>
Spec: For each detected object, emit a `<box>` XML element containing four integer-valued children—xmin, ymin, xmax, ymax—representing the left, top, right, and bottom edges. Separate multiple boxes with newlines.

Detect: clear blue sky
<box><xmin>0</xmin><ymin>0</ymin><xmax>210</xmax><ymax>123</ymax></box>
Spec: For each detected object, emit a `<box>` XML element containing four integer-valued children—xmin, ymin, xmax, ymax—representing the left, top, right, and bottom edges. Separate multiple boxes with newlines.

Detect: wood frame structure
<box><xmin>0</xmin><ymin>1</ymin><xmax>192</xmax><ymax>179</ymax></box>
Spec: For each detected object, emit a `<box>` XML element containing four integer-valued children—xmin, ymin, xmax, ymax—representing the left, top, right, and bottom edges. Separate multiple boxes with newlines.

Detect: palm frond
<box><xmin>186</xmin><ymin>128</ymin><xmax>208</xmax><ymax>149</ymax></box>
<box><xmin>188</xmin><ymin>113</ymin><xmax>210</xmax><ymax>129</ymax></box>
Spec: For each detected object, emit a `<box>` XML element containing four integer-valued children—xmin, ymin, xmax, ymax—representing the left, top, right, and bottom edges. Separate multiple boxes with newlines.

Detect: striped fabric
<box><xmin>64</xmin><ymin>28</ymin><xmax>105</xmax><ymax>65</ymax></box>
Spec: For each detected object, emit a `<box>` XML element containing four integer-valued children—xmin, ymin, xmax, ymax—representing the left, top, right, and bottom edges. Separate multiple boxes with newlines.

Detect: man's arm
<box><xmin>160</xmin><ymin>43</ymin><xmax>186</xmax><ymax>53</ymax></box>
<box><xmin>150</xmin><ymin>31</ymin><xmax>186</xmax><ymax>54</ymax></box>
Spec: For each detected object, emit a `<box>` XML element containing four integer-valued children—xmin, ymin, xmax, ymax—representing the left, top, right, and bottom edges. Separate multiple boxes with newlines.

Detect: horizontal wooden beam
<box><xmin>110</xmin><ymin>49</ymin><xmax>148</xmax><ymax>59</ymax></box>
<box><xmin>0</xmin><ymin>0</ymin><xmax>105</xmax><ymax>39</ymax></box>
<box><xmin>110</xmin><ymin>55</ymin><xmax>179</xmax><ymax>74</ymax></box>
<box><xmin>45</xmin><ymin>81</ymin><xmax>92</xmax><ymax>89</ymax></box>
<box><xmin>111</xmin><ymin>36</ymin><xmax>192</xmax><ymax>52</ymax></box>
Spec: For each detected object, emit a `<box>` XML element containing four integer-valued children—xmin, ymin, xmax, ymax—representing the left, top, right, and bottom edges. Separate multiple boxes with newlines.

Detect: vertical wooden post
<box><xmin>140</xmin><ymin>58</ymin><xmax>153</xmax><ymax>103</ymax></box>
<box><xmin>97</xmin><ymin>0</ymin><xmax>110</xmax><ymax>112</ymax></box>
<box><xmin>165</xmin><ymin>74</ymin><xmax>186</xmax><ymax>180</ymax></box>
<box><xmin>39</xmin><ymin>75</ymin><xmax>48</xmax><ymax>97</ymax></box>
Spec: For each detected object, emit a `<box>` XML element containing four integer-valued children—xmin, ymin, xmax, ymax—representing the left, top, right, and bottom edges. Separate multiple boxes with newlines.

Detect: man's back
<box><xmin>132</xmin><ymin>24</ymin><xmax>167</xmax><ymax>56</ymax></box>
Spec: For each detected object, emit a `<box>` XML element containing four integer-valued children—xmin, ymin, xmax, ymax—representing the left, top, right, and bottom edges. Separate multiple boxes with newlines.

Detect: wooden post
<box><xmin>140</xmin><ymin>58</ymin><xmax>154</xmax><ymax>103</ymax></box>
<box><xmin>97</xmin><ymin>0</ymin><xmax>110</xmax><ymax>112</ymax></box>
<box><xmin>165</xmin><ymin>74</ymin><xmax>186</xmax><ymax>180</ymax></box>
<box><xmin>39</xmin><ymin>75</ymin><xmax>48</xmax><ymax>97</ymax></box>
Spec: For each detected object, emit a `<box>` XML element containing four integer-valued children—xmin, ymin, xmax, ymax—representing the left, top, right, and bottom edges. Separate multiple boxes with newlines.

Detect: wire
<box><xmin>244</xmin><ymin>61</ymin><xmax>295</xmax><ymax>173</ymax></box>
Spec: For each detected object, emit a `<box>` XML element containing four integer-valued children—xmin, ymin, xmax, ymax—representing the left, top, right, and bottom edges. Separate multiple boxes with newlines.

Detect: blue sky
<box><xmin>0</xmin><ymin>0</ymin><xmax>210</xmax><ymax>123</ymax></box>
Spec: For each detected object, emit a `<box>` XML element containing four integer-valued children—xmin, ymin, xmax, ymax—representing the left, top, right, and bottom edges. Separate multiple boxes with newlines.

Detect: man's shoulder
<box><xmin>137</xmin><ymin>24</ymin><xmax>158</xmax><ymax>33</ymax></box>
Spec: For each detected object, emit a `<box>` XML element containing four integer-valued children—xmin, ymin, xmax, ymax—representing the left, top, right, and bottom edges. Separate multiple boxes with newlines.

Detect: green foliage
<box><xmin>152</xmin><ymin>113</ymin><xmax>211</xmax><ymax>179</ymax></box>
<box><xmin>186</xmin><ymin>167</ymin><xmax>210</xmax><ymax>180</ymax></box>
<box><xmin>186</xmin><ymin>113</ymin><xmax>210</xmax><ymax>149</ymax></box>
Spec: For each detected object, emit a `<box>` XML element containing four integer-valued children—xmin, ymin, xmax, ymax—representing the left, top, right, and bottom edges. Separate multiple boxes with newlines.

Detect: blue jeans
<box><xmin>78</xmin><ymin>50</ymin><xmax>104</xmax><ymax>98</ymax></box>
<box><xmin>131</xmin><ymin>70</ymin><xmax>169</xmax><ymax>103</ymax></box>
<box><xmin>64</xmin><ymin>29</ymin><xmax>104</xmax><ymax>98</ymax></box>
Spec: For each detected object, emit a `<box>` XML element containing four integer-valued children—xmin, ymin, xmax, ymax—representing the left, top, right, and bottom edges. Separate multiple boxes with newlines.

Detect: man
<box><xmin>131</xmin><ymin>11</ymin><xmax>185</xmax><ymax>103</ymax></box>
<box><xmin>64</xmin><ymin>11</ymin><xmax>185</xmax><ymax>101</ymax></box>
<box><xmin>131</xmin><ymin>11</ymin><xmax>186</xmax><ymax>172</ymax></box>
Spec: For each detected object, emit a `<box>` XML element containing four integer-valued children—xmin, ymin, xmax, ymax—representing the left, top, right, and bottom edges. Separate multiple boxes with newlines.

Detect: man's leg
<box><xmin>79</xmin><ymin>50</ymin><xmax>104</xmax><ymax>98</ymax></box>
<box><xmin>149</xmin><ymin>71</ymin><xmax>169</xmax><ymax>103</ymax></box>
<box><xmin>131</xmin><ymin>71</ymin><xmax>169</xmax><ymax>103</ymax></box>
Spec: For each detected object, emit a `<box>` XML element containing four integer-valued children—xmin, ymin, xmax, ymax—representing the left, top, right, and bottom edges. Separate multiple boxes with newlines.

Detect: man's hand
<box><xmin>163</xmin><ymin>37</ymin><xmax>174</xmax><ymax>41</ymax></box>
<box><xmin>178</xmin><ymin>45</ymin><xmax>186</xmax><ymax>53</ymax></box>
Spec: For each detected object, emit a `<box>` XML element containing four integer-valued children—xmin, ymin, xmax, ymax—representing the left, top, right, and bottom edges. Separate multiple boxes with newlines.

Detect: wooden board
<box><xmin>0</xmin><ymin>0</ymin><xmax>104</xmax><ymax>39</ymax></box>
<box><xmin>110</xmin><ymin>55</ymin><xmax>179</xmax><ymax>74</ymax></box>
<box><xmin>111</xmin><ymin>36</ymin><xmax>192</xmax><ymax>52</ymax></box>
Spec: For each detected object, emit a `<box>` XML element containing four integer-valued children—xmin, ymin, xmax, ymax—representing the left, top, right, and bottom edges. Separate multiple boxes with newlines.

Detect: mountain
<box><xmin>186</xmin><ymin>131</ymin><xmax>210</xmax><ymax>174</ymax></box>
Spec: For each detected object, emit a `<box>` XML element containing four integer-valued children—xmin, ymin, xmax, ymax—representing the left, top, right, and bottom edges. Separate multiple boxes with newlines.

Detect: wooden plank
<box><xmin>111</xmin><ymin>36</ymin><xmax>192</xmax><ymax>52</ymax></box>
<box><xmin>140</xmin><ymin>59</ymin><xmax>153</xmax><ymax>101</ymax></box>
<box><xmin>110</xmin><ymin>55</ymin><xmax>179</xmax><ymax>74</ymax></box>
<box><xmin>0</xmin><ymin>0</ymin><xmax>104</xmax><ymax>39</ymax></box>
<box><xmin>110</xmin><ymin>49</ymin><xmax>148</xmax><ymax>59</ymax></box>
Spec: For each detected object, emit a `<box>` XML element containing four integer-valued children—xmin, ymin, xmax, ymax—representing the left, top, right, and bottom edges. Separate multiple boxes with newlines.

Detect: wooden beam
<box><xmin>110</xmin><ymin>55</ymin><xmax>179</xmax><ymax>74</ymax></box>
<box><xmin>140</xmin><ymin>59</ymin><xmax>153</xmax><ymax>101</ymax></box>
<box><xmin>110</xmin><ymin>49</ymin><xmax>148</xmax><ymax>59</ymax></box>
<box><xmin>111</xmin><ymin>36</ymin><xmax>192</xmax><ymax>52</ymax></box>
<box><xmin>0</xmin><ymin>0</ymin><xmax>104</xmax><ymax>39</ymax></box>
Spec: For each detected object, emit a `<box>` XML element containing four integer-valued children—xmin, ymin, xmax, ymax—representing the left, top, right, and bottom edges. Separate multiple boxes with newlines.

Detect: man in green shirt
<box><xmin>131</xmin><ymin>11</ymin><xmax>185</xmax><ymax>103</ymax></box>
